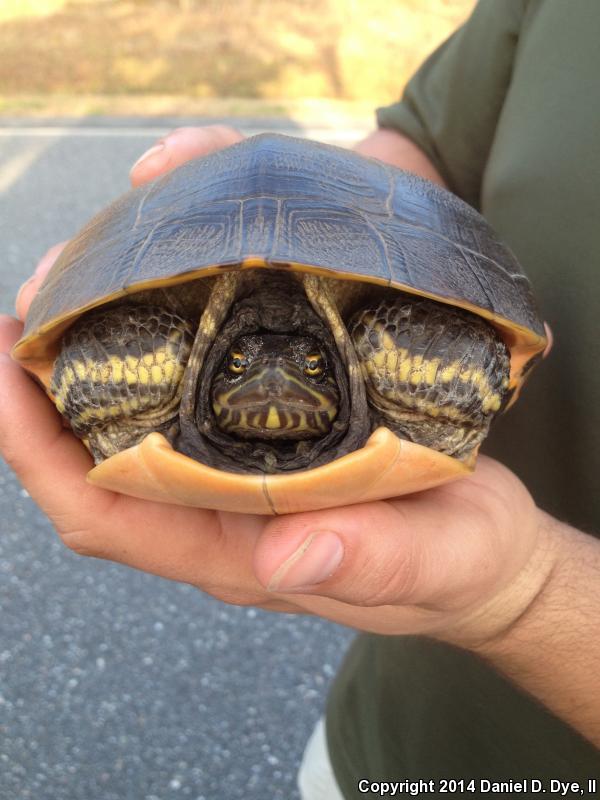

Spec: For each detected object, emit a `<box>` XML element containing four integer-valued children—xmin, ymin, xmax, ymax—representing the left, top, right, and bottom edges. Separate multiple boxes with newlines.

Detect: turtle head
<box><xmin>210</xmin><ymin>333</ymin><xmax>339</xmax><ymax>440</ymax></box>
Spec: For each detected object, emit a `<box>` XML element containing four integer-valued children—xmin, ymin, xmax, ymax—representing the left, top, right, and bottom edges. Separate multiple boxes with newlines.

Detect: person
<box><xmin>1</xmin><ymin>0</ymin><xmax>599</xmax><ymax>795</ymax></box>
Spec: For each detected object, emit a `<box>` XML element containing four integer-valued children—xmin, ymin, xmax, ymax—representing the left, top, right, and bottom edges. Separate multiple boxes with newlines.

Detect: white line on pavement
<box><xmin>0</xmin><ymin>138</ymin><xmax>52</xmax><ymax>193</ymax></box>
<box><xmin>0</xmin><ymin>126</ymin><xmax>370</xmax><ymax>143</ymax></box>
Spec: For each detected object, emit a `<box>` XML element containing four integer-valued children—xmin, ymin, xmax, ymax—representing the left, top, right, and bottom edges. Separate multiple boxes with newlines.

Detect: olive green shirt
<box><xmin>326</xmin><ymin>0</ymin><xmax>600</xmax><ymax>794</ymax></box>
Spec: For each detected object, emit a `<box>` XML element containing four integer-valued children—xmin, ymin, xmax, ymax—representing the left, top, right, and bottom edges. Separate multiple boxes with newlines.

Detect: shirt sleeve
<box><xmin>377</xmin><ymin>0</ymin><xmax>530</xmax><ymax>209</ymax></box>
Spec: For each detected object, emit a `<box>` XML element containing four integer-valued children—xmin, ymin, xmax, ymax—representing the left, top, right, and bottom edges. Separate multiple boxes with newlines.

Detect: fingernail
<box><xmin>130</xmin><ymin>141</ymin><xmax>167</xmax><ymax>174</ymax></box>
<box><xmin>15</xmin><ymin>276</ymin><xmax>35</xmax><ymax>311</ymax></box>
<box><xmin>267</xmin><ymin>531</ymin><xmax>344</xmax><ymax>592</ymax></box>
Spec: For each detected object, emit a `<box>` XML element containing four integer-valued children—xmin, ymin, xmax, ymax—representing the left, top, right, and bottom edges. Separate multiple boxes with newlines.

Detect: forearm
<box><xmin>476</xmin><ymin>515</ymin><xmax>600</xmax><ymax>748</ymax></box>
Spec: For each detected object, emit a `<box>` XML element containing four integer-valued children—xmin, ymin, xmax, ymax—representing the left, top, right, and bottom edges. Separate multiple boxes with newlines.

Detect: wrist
<box><xmin>472</xmin><ymin>509</ymin><xmax>565</xmax><ymax>653</ymax></box>
<box><xmin>469</xmin><ymin>516</ymin><xmax>600</xmax><ymax>745</ymax></box>
<box><xmin>442</xmin><ymin>507</ymin><xmax>562</xmax><ymax>651</ymax></box>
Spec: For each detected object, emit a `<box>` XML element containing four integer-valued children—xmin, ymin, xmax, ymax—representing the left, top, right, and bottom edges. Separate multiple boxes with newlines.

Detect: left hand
<box><xmin>1</xmin><ymin>126</ymin><xmax>559</xmax><ymax>649</ymax></box>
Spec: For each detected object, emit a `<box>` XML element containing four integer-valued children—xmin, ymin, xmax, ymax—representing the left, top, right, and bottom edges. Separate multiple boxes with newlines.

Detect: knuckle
<box><xmin>206</xmin><ymin>124</ymin><xmax>243</xmax><ymax>146</ymax></box>
<box><xmin>351</xmin><ymin>544</ymin><xmax>422</xmax><ymax>607</ymax></box>
<box><xmin>207</xmin><ymin>123</ymin><xmax>237</xmax><ymax>136</ymax></box>
<box><xmin>0</xmin><ymin>436</ymin><xmax>31</xmax><ymax>486</ymax></box>
<box><xmin>166</xmin><ymin>125</ymin><xmax>240</xmax><ymax>148</ymax></box>
<box><xmin>0</xmin><ymin>441</ymin><xmax>22</xmax><ymax>475</ymax></box>
<box><xmin>58</xmin><ymin>530</ymin><xmax>101</xmax><ymax>558</ymax></box>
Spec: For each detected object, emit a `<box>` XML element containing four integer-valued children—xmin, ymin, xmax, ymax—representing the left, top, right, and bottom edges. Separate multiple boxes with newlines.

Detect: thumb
<box><xmin>254</xmin><ymin>472</ymin><xmax>530</xmax><ymax>611</ymax></box>
<box><xmin>253</xmin><ymin>493</ymin><xmax>503</xmax><ymax>610</ymax></box>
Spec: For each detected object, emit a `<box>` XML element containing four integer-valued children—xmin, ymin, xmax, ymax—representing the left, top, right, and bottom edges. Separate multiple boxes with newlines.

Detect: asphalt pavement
<box><xmin>0</xmin><ymin>118</ymin><xmax>370</xmax><ymax>800</ymax></box>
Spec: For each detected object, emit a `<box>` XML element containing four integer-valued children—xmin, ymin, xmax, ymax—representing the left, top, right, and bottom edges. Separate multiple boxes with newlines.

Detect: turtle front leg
<box><xmin>349</xmin><ymin>295</ymin><xmax>510</xmax><ymax>460</ymax></box>
<box><xmin>51</xmin><ymin>304</ymin><xmax>193</xmax><ymax>463</ymax></box>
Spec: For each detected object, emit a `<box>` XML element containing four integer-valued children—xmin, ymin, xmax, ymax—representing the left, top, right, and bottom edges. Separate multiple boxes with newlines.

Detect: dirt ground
<box><xmin>0</xmin><ymin>0</ymin><xmax>474</xmax><ymax>117</ymax></box>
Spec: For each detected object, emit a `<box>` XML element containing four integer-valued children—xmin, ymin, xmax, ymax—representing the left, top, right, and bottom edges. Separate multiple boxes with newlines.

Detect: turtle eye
<box><xmin>304</xmin><ymin>353</ymin><xmax>324</xmax><ymax>377</ymax></box>
<box><xmin>228</xmin><ymin>351</ymin><xmax>248</xmax><ymax>374</ymax></box>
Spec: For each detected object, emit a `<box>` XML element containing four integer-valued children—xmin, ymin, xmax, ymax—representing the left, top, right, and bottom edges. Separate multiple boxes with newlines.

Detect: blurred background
<box><xmin>0</xmin><ymin>2</ymin><xmax>475</xmax><ymax>799</ymax></box>
<box><xmin>0</xmin><ymin>0</ymin><xmax>474</xmax><ymax>122</ymax></box>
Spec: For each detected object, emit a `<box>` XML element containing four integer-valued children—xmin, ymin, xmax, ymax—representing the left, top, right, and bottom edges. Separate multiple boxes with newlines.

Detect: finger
<box><xmin>254</xmin><ymin>461</ymin><xmax>535</xmax><ymax>612</ymax></box>
<box><xmin>15</xmin><ymin>241</ymin><xmax>69</xmax><ymax>321</ymax></box>
<box><xmin>0</xmin><ymin>314</ymin><xmax>117</xmax><ymax>523</ymax></box>
<box><xmin>61</xmin><ymin>497</ymin><xmax>302</xmax><ymax>614</ymax></box>
<box><xmin>0</xmin><ymin>326</ymin><xmax>302</xmax><ymax>614</ymax></box>
<box><xmin>0</xmin><ymin>314</ymin><xmax>23</xmax><ymax>353</ymax></box>
<box><xmin>0</xmin><ymin>318</ymin><xmax>226</xmax><ymax>576</ymax></box>
<box><xmin>0</xmin><ymin>343</ymin><xmax>113</xmax><ymax>522</ymax></box>
<box><xmin>130</xmin><ymin>125</ymin><xmax>244</xmax><ymax>187</ymax></box>
<box><xmin>543</xmin><ymin>321</ymin><xmax>553</xmax><ymax>358</ymax></box>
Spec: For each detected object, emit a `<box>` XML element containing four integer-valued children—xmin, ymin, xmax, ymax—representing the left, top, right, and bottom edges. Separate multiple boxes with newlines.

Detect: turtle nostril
<box><xmin>263</xmin><ymin>365</ymin><xmax>284</xmax><ymax>397</ymax></box>
<box><xmin>266</xmin><ymin>381</ymin><xmax>282</xmax><ymax>397</ymax></box>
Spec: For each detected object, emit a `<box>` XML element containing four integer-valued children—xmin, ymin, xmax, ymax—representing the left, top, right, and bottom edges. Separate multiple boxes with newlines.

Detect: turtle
<box><xmin>13</xmin><ymin>134</ymin><xmax>547</xmax><ymax>515</ymax></box>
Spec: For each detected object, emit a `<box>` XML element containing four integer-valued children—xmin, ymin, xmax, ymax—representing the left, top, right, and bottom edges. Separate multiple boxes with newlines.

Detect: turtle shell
<box><xmin>13</xmin><ymin>133</ymin><xmax>546</xmax><ymax>514</ymax></box>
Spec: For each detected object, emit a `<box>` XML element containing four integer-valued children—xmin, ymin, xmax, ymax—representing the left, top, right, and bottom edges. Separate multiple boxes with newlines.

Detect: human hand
<box><xmin>1</xmin><ymin>126</ymin><xmax>560</xmax><ymax>650</ymax></box>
